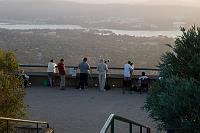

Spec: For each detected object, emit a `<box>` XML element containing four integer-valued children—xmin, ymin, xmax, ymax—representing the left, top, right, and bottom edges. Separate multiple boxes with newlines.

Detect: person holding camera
<box><xmin>97</xmin><ymin>58</ymin><xmax>108</xmax><ymax>91</ymax></box>
<box><xmin>123</xmin><ymin>61</ymin><xmax>134</xmax><ymax>94</ymax></box>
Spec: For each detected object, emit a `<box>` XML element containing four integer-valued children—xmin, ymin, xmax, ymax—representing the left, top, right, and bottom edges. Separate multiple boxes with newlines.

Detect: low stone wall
<box><xmin>27</xmin><ymin>72</ymin><xmax>158</xmax><ymax>88</ymax></box>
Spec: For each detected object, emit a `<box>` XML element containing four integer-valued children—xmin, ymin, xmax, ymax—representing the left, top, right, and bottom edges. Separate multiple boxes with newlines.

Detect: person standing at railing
<box><xmin>123</xmin><ymin>61</ymin><xmax>134</xmax><ymax>94</ymax></box>
<box><xmin>57</xmin><ymin>59</ymin><xmax>66</xmax><ymax>90</ymax></box>
<box><xmin>97</xmin><ymin>58</ymin><xmax>108</xmax><ymax>91</ymax></box>
<box><xmin>78</xmin><ymin>57</ymin><xmax>90</xmax><ymax>90</ymax></box>
<box><xmin>47</xmin><ymin>59</ymin><xmax>57</xmax><ymax>87</ymax></box>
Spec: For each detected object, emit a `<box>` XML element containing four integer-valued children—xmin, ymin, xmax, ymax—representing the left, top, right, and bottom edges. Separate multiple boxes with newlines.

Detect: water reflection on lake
<box><xmin>0</xmin><ymin>24</ymin><xmax>182</xmax><ymax>37</ymax></box>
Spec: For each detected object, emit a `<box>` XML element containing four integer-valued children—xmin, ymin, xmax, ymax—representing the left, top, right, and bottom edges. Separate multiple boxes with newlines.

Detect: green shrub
<box><xmin>145</xmin><ymin>77</ymin><xmax>200</xmax><ymax>133</ymax></box>
<box><xmin>0</xmin><ymin>49</ymin><xmax>25</xmax><ymax>132</ymax></box>
<box><xmin>144</xmin><ymin>26</ymin><xmax>200</xmax><ymax>133</ymax></box>
<box><xmin>0</xmin><ymin>49</ymin><xmax>19</xmax><ymax>73</ymax></box>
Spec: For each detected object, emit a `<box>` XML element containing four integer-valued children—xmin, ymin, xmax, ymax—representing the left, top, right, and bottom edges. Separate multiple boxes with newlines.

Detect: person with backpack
<box><xmin>97</xmin><ymin>58</ymin><xmax>108</xmax><ymax>91</ymax></box>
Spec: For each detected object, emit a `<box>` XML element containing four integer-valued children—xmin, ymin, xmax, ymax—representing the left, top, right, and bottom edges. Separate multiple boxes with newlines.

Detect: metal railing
<box><xmin>19</xmin><ymin>64</ymin><xmax>160</xmax><ymax>77</ymax></box>
<box><xmin>100</xmin><ymin>114</ymin><xmax>151</xmax><ymax>133</ymax></box>
<box><xmin>0</xmin><ymin>117</ymin><xmax>51</xmax><ymax>133</ymax></box>
<box><xmin>19</xmin><ymin>64</ymin><xmax>160</xmax><ymax>71</ymax></box>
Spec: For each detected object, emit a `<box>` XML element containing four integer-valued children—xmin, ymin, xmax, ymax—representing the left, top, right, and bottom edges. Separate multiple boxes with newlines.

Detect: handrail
<box><xmin>0</xmin><ymin>117</ymin><xmax>50</xmax><ymax>133</ymax></box>
<box><xmin>0</xmin><ymin>117</ymin><xmax>49</xmax><ymax>126</ymax></box>
<box><xmin>19</xmin><ymin>64</ymin><xmax>160</xmax><ymax>71</ymax></box>
<box><xmin>100</xmin><ymin>114</ymin><xmax>151</xmax><ymax>133</ymax></box>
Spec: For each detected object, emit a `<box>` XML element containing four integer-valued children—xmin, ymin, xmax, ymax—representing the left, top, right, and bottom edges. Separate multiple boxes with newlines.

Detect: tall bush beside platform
<box><xmin>0</xmin><ymin>49</ymin><xmax>25</xmax><ymax>132</ymax></box>
<box><xmin>144</xmin><ymin>26</ymin><xmax>200</xmax><ymax>133</ymax></box>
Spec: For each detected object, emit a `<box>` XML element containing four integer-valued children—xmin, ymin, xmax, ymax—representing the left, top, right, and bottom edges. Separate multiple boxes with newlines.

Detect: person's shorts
<box><xmin>48</xmin><ymin>72</ymin><xmax>55</xmax><ymax>79</ymax></box>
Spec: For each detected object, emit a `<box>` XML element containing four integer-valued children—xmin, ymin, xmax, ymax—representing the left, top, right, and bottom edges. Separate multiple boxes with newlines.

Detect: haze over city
<box><xmin>0</xmin><ymin>0</ymin><xmax>199</xmax><ymax>67</ymax></box>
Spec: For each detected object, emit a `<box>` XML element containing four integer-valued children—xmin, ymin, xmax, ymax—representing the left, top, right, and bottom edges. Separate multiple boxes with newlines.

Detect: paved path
<box><xmin>24</xmin><ymin>87</ymin><xmax>157</xmax><ymax>133</ymax></box>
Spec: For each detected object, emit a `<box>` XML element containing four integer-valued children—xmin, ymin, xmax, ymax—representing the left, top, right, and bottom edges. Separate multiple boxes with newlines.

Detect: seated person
<box><xmin>138</xmin><ymin>72</ymin><xmax>149</xmax><ymax>93</ymax></box>
<box><xmin>18</xmin><ymin>70</ymin><xmax>30</xmax><ymax>88</ymax></box>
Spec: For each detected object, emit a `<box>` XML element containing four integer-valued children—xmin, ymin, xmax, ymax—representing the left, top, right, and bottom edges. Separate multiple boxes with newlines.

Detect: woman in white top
<box><xmin>47</xmin><ymin>59</ymin><xmax>57</xmax><ymax>87</ymax></box>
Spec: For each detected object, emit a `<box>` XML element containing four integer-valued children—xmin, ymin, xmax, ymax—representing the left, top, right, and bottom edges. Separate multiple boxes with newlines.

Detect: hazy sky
<box><xmin>1</xmin><ymin>0</ymin><xmax>200</xmax><ymax>6</ymax></box>
<box><xmin>64</xmin><ymin>0</ymin><xmax>200</xmax><ymax>5</ymax></box>
<box><xmin>67</xmin><ymin>0</ymin><xmax>148</xmax><ymax>4</ymax></box>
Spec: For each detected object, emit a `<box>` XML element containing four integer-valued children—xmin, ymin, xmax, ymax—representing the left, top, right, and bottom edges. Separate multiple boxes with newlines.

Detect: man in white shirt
<box><xmin>47</xmin><ymin>59</ymin><xmax>57</xmax><ymax>87</ymax></box>
<box><xmin>124</xmin><ymin>61</ymin><xmax>134</xmax><ymax>80</ymax></box>
<box><xmin>123</xmin><ymin>61</ymin><xmax>134</xmax><ymax>94</ymax></box>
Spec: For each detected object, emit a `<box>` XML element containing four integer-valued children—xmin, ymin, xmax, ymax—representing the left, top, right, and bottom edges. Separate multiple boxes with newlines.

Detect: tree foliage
<box><xmin>0</xmin><ymin>49</ymin><xmax>25</xmax><ymax>132</ymax></box>
<box><xmin>159</xmin><ymin>26</ymin><xmax>200</xmax><ymax>81</ymax></box>
<box><xmin>145</xmin><ymin>26</ymin><xmax>200</xmax><ymax>133</ymax></box>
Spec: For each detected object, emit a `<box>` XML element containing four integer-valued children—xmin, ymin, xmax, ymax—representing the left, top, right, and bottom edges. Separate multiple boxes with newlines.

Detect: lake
<box><xmin>0</xmin><ymin>24</ymin><xmax>182</xmax><ymax>38</ymax></box>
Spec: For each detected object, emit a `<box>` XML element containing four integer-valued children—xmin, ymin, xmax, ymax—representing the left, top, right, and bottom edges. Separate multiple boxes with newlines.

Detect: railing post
<box><xmin>7</xmin><ymin>120</ymin><xmax>9</xmax><ymax>133</ymax></box>
<box><xmin>37</xmin><ymin>123</ymin><xmax>39</xmax><ymax>133</ymax></box>
<box><xmin>129</xmin><ymin>123</ymin><xmax>132</xmax><ymax>133</ymax></box>
<box><xmin>147</xmin><ymin>128</ymin><xmax>151</xmax><ymax>133</ymax></box>
<box><xmin>111</xmin><ymin>119</ymin><xmax>114</xmax><ymax>133</ymax></box>
<box><xmin>140</xmin><ymin>126</ymin><xmax>142</xmax><ymax>133</ymax></box>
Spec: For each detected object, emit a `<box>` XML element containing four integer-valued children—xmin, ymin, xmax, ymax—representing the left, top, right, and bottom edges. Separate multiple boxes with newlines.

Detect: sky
<box><xmin>66</xmin><ymin>0</ymin><xmax>149</xmax><ymax>4</ymax></box>
<box><xmin>1</xmin><ymin>0</ymin><xmax>200</xmax><ymax>6</ymax></box>
<box><xmin>64</xmin><ymin>0</ymin><xmax>200</xmax><ymax>5</ymax></box>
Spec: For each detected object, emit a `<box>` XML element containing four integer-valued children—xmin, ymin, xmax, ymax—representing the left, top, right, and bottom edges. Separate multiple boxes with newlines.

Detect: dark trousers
<box><xmin>122</xmin><ymin>79</ymin><xmax>132</xmax><ymax>94</ymax></box>
<box><xmin>80</xmin><ymin>73</ymin><xmax>88</xmax><ymax>89</ymax></box>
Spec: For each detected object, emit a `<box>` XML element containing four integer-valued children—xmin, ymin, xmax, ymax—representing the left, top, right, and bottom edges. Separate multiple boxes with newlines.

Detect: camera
<box><xmin>104</xmin><ymin>59</ymin><xmax>110</xmax><ymax>64</ymax></box>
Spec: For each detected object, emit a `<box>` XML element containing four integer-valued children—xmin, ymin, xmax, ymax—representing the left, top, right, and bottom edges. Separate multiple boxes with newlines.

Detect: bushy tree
<box><xmin>0</xmin><ymin>49</ymin><xmax>19</xmax><ymax>73</ymax></box>
<box><xmin>145</xmin><ymin>26</ymin><xmax>200</xmax><ymax>133</ymax></box>
<box><xmin>159</xmin><ymin>26</ymin><xmax>200</xmax><ymax>81</ymax></box>
<box><xmin>0</xmin><ymin>49</ymin><xmax>25</xmax><ymax>132</ymax></box>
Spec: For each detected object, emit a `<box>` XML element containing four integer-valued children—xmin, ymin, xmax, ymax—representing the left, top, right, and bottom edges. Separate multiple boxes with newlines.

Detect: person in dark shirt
<box><xmin>78</xmin><ymin>57</ymin><xmax>90</xmax><ymax>90</ymax></box>
<box><xmin>57</xmin><ymin>59</ymin><xmax>66</xmax><ymax>90</ymax></box>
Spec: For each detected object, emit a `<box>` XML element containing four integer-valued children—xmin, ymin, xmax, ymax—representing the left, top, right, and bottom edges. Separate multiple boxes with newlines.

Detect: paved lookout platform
<box><xmin>24</xmin><ymin>87</ymin><xmax>158</xmax><ymax>133</ymax></box>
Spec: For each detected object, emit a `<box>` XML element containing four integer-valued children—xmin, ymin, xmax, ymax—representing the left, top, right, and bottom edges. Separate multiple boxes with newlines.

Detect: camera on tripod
<box><xmin>104</xmin><ymin>59</ymin><xmax>110</xmax><ymax>64</ymax></box>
